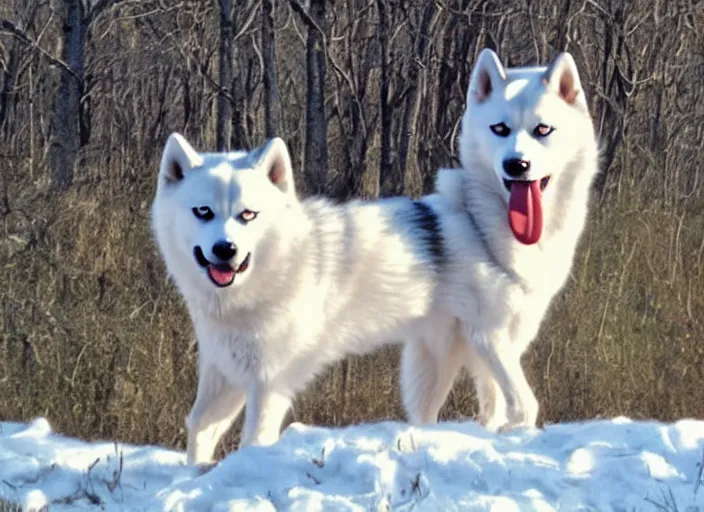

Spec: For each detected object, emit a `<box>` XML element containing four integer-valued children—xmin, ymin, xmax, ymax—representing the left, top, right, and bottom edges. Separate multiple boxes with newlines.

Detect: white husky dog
<box><xmin>400</xmin><ymin>49</ymin><xmax>599</xmax><ymax>432</ymax></box>
<box><xmin>151</xmin><ymin>48</ymin><xmax>597</xmax><ymax>465</ymax></box>
<box><xmin>151</xmin><ymin>134</ymin><xmax>460</xmax><ymax>465</ymax></box>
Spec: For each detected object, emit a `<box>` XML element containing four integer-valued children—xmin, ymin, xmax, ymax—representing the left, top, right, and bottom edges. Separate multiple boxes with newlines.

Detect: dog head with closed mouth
<box><xmin>459</xmin><ymin>49</ymin><xmax>598</xmax><ymax>246</ymax></box>
<box><xmin>152</xmin><ymin>134</ymin><xmax>297</xmax><ymax>297</ymax></box>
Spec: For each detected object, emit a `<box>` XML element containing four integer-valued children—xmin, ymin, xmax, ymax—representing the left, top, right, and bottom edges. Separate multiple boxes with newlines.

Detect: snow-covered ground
<box><xmin>2</xmin><ymin>417</ymin><xmax>704</xmax><ymax>511</ymax></box>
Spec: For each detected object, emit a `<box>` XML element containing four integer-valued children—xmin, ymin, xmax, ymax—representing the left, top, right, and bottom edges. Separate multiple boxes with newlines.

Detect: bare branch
<box><xmin>289</xmin><ymin>0</ymin><xmax>326</xmax><ymax>43</ymax></box>
<box><xmin>0</xmin><ymin>19</ymin><xmax>79</xmax><ymax>80</ymax></box>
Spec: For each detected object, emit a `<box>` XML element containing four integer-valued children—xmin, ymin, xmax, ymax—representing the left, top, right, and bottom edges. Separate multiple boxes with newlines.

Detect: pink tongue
<box><xmin>208</xmin><ymin>264</ymin><xmax>235</xmax><ymax>286</ymax></box>
<box><xmin>508</xmin><ymin>180</ymin><xmax>543</xmax><ymax>245</ymax></box>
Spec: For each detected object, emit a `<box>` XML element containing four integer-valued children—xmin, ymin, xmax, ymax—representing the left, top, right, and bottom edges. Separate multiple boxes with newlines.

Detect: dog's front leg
<box><xmin>468</xmin><ymin>329</ymin><xmax>538</xmax><ymax>432</ymax></box>
<box><xmin>186</xmin><ymin>366</ymin><xmax>247</xmax><ymax>466</ymax></box>
<box><xmin>464</xmin><ymin>346</ymin><xmax>508</xmax><ymax>432</ymax></box>
<box><xmin>239</xmin><ymin>382</ymin><xmax>292</xmax><ymax>448</ymax></box>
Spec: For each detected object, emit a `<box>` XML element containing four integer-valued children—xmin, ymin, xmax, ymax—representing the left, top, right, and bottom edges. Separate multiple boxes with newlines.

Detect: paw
<box><xmin>195</xmin><ymin>461</ymin><xmax>218</xmax><ymax>475</ymax></box>
<box><xmin>478</xmin><ymin>414</ymin><xmax>507</xmax><ymax>433</ymax></box>
<box><xmin>498</xmin><ymin>421</ymin><xmax>527</xmax><ymax>434</ymax></box>
<box><xmin>503</xmin><ymin>393</ymin><xmax>538</xmax><ymax>431</ymax></box>
<box><xmin>499</xmin><ymin>409</ymin><xmax>538</xmax><ymax>433</ymax></box>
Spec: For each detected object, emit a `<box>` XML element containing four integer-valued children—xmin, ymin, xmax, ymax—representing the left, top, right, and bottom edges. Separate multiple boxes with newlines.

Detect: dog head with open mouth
<box><xmin>152</xmin><ymin>134</ymin><xmax>297</xmax><ymax>297</ymax></box>
<box><xmin>459</xmin><ymin>49</ymin><xmax>597</xmax><ymax>245</ymax></box>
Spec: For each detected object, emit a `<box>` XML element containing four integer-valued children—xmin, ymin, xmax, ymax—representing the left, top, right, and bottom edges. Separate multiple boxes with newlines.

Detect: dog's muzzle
<box><xmin>193</xmin><ymin>246</ymin><xmax>251</xmax><ymax>287</ymax></box>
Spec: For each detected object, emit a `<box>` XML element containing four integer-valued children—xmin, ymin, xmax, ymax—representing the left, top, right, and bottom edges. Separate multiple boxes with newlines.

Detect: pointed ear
<box><xmin>543</xmin><ymin>52</ymin><xmax>585</xmax><ymax>107</ymax></box>
<box><xmin>252</xmin><ymin>137</ymin><xmax>296</xmax><ymax>198</ymax></box>
<box><xmin>468</xmin><ymin>49</ymin><xmax>507</xmax><ymax>103</ymax></box>
<box><xmin>159</xmin><ymin>133</ymin><xmax>204</xmax><ymax>184</ymax></box>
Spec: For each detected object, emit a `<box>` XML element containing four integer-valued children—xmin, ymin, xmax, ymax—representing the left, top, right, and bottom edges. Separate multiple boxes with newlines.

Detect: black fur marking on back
<box><xmin>411</xmin><ymin>201</ymin><xmax>445</xmax><ymax>270</ymax></box>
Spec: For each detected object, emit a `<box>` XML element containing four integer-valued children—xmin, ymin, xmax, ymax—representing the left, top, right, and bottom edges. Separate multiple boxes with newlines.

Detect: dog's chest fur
<box><xmin>189</xmin><ymin>302</ymin><xmax>301</xmax><ymax>384</ymax></box>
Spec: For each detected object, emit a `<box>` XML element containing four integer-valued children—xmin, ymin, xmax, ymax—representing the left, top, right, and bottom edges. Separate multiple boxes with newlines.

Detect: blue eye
<box><xmin>490</xmin><ymin>122</ymin><xmax>511</xmax><ymax>137</ymax></box>
<box><xmin>192</xmin><ymin>206</ymin><xmax>214</xmax><ymax>221</ymax></box>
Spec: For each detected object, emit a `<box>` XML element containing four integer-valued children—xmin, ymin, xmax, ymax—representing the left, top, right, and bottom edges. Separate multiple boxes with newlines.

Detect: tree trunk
<box><xmin>230</xmin><ymin>6</ymin><xmax>250</xmax><ymax>149</ymax></box>
<box><xmin>377</xmin><ymin>0</ymin><xmax>392</xmax><ymax>198</ymax></box>
<box><xmin>0</xmin><ymin>40</ymin><xmax>20</xmax><ymax>131</ymax></box>
<box><xmin>216</xmin><ymin>0</ymin><xmax>234</xmax><ymax>151</ymax></box>
<box><xmin>396</xmin><ymin>3</ymin><xmax>437</xmax><ymax>196</ymax></box>
<box><xmin>262</xmin><ymin>0</ymin><xmax>282</xmax><ymax>138</ymax></box>
<box><xmin>303</xmin><ymin>0</ymin><xmax>327</xmax><ymax>194</ymax></box>
<box><xmin>49</xmin><ymin>0</ymin><xmax>86</xmax><ymax>192</ymax></box>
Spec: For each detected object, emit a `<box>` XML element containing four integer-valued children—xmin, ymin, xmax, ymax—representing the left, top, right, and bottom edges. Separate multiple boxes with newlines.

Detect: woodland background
<box><xmin>0</xmin><ymin>0</ymin><xmax>702</xmax><ymax>457</ymax></box>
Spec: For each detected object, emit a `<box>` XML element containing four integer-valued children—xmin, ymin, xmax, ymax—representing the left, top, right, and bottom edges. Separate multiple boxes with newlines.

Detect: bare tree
<box><xmin>230</xmin><ymin>2</ymin><xmax>259</xmax><ymax>149</ymax></box>
<box><xmin>216</xmin><ymin>0</ymin><xmax>234</xmax><ymax>151</ymax></box>
<box><xmin>394</xmin><ymin>2</ymin><xmax>439</xmax><ymax>196</ymax></box>
<box><xmin>0</xmin><ymin>1</ymin><xmax>40</xmax><ymax>132</ymax></box>
<box><xmin>48</xmin><ymin>0</ymin><xmax>86</xmax><ymax>191</ymax></box>
<box><xmin>325</xmin><ymin>1</ymin><xmax>378</xmax><ymax>199</ymax></box>
<box><xmin>377</xmin><ymin>0</ymin><xmax>392</xmax><ymax>196</ymax></box>
<box><xmin>291</xmin><ymin>0</ymin><xmax>328</xmax><ymax>193</ymax></box>
<box><xmin>47</xmin><ymin>0</ymin><xmax>129</xmax><ymax>192</ymax></box>
<box><xmin>262</xmin><ymin>0</ymin><xmax>281</xmax><ymax>138</ymax></box>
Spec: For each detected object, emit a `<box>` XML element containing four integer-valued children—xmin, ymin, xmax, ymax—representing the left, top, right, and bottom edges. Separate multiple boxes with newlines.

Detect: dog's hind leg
<box><xmin>401</xmin><ymin>326</ymin><xmax>464</xmax><ymax>425</ymax></box>
<box><xmin>240</xmin><ymin>382</ymin><xmax>292</xmax><ymax>448</ymax></box>
<box><xmin>186</xmin><ymin>367</ymin><xmax>246</xmax><ymax>466</ymax></box>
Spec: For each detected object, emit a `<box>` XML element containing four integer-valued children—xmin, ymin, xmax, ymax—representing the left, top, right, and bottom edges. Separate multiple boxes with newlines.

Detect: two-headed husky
<box><xmin>151</xmin><ymin>49</ymin><xmax>598</xmax><ymax>465</ymax></box>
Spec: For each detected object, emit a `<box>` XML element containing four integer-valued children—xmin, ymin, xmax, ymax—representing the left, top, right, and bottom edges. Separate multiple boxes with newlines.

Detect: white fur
<box><xmin>151</xmin><ymin>49</ymin><xmax>598</xmax><ymax>465</ymax></box>
<box><xmin>152</xmin><ymin>135</ymin><xmax>459</xmax><ymax>465</ymax></box>
<box><xmin>400</xmin><ymin>49</ymin><xmax>599</xmax><ymax>432</ymax></box>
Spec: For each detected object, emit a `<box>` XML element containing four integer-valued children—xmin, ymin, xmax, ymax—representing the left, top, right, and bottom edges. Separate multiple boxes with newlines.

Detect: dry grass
<box><xmin>530</xmin><ymin>201</ymin><xmax>704</xmax><ymax>425</ymax></box>
<box><xmin>1</xmin><ymin>164</ymin><xmax>702</xmax><ymax>457</ymax></box>
<box><xmin>0</xmin><ymin>0</ymin><xmax>701</xmax><ymax>457</ymax></box>
<box><xmin>0</xmin><ymin>498</ymin><xmax>21</xmax><ymax>512</ymax></box>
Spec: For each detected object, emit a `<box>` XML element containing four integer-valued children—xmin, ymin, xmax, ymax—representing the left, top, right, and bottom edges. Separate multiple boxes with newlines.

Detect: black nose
<box><xmin>503</xmin><ymin>158</ymin><xmax>531</xmax><ymax>177</ymax></box>
<box><xmin>212</xmin><ymin>240</ymin><xmax>237</xmax><ymax>261</ymax></box>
